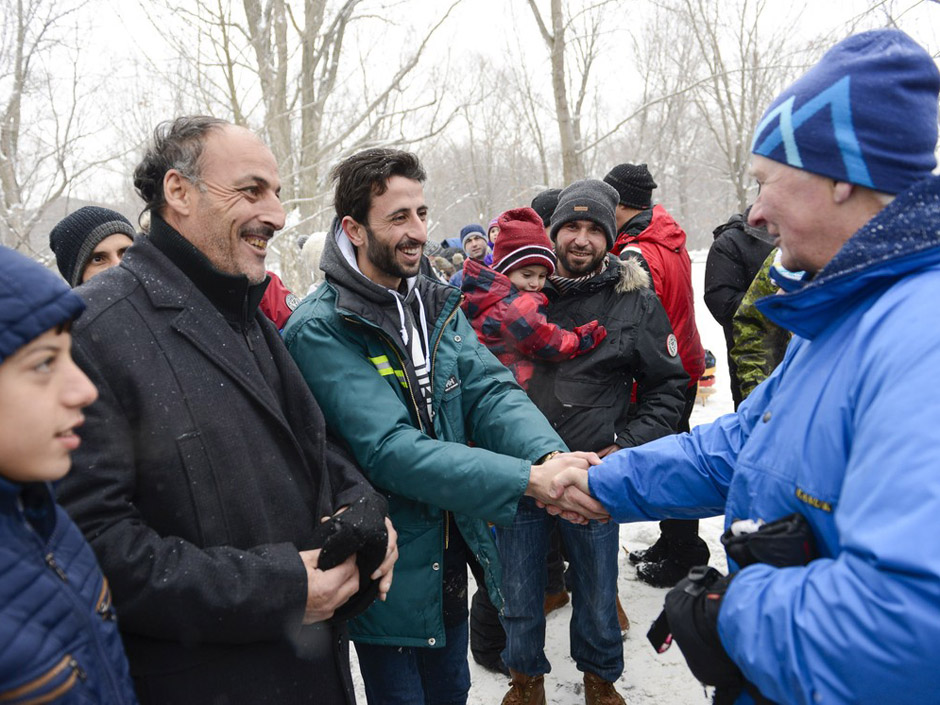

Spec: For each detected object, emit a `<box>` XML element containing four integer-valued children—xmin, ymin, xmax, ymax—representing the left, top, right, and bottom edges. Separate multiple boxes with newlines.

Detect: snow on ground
<box><xmin>352</xmin><ymin>254</ymin><xmax>734</xmax><ymax>704</ymax></box>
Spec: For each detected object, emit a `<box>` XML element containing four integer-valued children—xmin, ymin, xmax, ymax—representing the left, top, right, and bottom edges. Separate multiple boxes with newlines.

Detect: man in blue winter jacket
<box><xmin>547</xmin><ymin>29</ymin><xmax>940</xmax><ymax>705</ymax></box>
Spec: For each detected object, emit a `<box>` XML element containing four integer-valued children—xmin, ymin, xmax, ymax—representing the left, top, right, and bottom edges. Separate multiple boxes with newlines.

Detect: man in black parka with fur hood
<box><xmin>499</xmin><ymin>180</ymin><xmax>687</xmax><ymax>704</ymax></box>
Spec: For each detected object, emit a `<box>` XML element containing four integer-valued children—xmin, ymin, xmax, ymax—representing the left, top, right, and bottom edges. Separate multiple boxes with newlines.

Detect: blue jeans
<box><xmin>355</xmin><ymin>621</ymin><xmax>471</xmax><ymax>705</ymax></box>
<box><xmin>497</xmin><ymin>497</ymin><xmax>623</xmax><ymax>681</ymax></box>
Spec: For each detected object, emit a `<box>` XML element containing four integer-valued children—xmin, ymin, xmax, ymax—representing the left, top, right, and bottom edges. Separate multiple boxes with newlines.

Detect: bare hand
<box><xmin>527</xmin><ymin>452</ymin><xmax>608</xmax><ymax>522</ymax></box>
<box><xmin>299</xmin><ymin>549</ymin><xmax>359</xmax><ymax>625</ymax></box>
<box><xmin>372</xmin><ymin>517</ymin><xmax>399</xmax><ymax>601</ymax></box>
<box><xmin>560</xmin><ymin>485</ymin><xmax>610</xmax><ymax>523</ymax></box>
<box><xmin>549</xmin><ymin>467</ymin><xmax>591</xmax><ymax>499</ymax></box>
<box><xmin>539</xmin><ymin>466</ymin><xmax>612</xmax><ymax>524</ymax></box>
<box><xmin>597</xmin><ymin>444</ymin><xmax>621</xmax><ymax>458</ymax></box>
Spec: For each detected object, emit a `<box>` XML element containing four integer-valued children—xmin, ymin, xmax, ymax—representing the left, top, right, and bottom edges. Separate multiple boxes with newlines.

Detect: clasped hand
<box><xmin>528</xmin><ymin>451</ymin><xmax>611</xmax><ymax>524</ymax></box>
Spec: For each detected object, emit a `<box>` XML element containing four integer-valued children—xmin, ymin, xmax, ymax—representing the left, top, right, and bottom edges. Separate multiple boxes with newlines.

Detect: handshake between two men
<box><xmin>526</xmin><ymin>450</ymin><xmax>609</xmax><ymax>525</ymax></box>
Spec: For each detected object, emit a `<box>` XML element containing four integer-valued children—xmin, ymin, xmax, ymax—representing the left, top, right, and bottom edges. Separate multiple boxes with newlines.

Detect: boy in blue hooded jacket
<box><xmin>0</xmin><ymin>245</ymin><xmax>138</xmax><ymax>704</ymax></box>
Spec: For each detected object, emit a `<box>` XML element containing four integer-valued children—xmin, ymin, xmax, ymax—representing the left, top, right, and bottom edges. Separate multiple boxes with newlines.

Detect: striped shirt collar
<box><xmin>548</xmin><ymin>257</ymin><xmax>608</xmax><ymax>294</ymax></box>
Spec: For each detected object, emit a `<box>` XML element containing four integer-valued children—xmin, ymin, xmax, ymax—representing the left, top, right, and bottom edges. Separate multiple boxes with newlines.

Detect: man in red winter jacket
<box><xmin>603</xmin><ymin>162</ymin><xmax>710</xmax><ymax>588</ymax></box>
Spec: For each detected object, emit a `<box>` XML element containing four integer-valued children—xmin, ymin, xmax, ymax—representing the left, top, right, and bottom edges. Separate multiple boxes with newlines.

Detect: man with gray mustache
<box><xmin>57</xmin><ymin>116</ymin><xmax>397</xmax><ymax>704</ymax></box>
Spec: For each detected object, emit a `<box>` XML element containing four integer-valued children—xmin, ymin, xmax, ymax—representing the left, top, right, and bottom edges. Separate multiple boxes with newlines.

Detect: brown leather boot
<box><xmin>583</xmin><ymin>671</ymin><xmax>625</xmax><ymax>705</ymax></box>
<box><xmin>501</xmin><ymin>670</ymin><xmax>546</xmax><ymax>705</ymax></box>
<box><xmin>543</xmin><ymin>589</ymin><xmax>570</xmax><ymax>616</ymax></box>
<box><xmin>615</xmin><ymin>596</ymin><xmax>629</xmax><ymax>635</ymax></box>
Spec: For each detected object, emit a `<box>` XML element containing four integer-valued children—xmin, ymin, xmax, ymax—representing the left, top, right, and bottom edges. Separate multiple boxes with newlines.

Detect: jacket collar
<box><xmin>712</xmin><ymin>212</ymin><xmax>748</xmax><ymax>240</ymax></box>
<box><xmin>148</xmin><ymin>215</ymin><xmax>268</xmax><ymax>326</ymax></box>
<box><xmin>545</xmin><ymin>254</ymin><xmax>647</xmax><ymax>298</ymax></box>
<box><xmin>0</xmin><ymin>475</ymin><xmax>25</xmax><ymax>510</ymax></box>
<box><xmin>620</xmin><ymin>207</ymin><xmax>653</xmax><ymax>236</ymax></box>
<box><xmin>619</xmin><ymin>205</ymin><xmax>685</xmax><ymax>249</ymax></box>
<box><xmin>759</xmin><ymin>174</ymin><xmax>940</xmax><ymax>338</ymax></box>
<box><xmin>115</xmin><ymin>231</ymin><xmax>291</xmax><ymax>428</ymax></box>
<box><xmin>0</xmin><ymin>476</ymin><xmax>55</xmax><ymax>536</ymax></box>
<box><xmin>320</xmin><ymin>217</ymin><xmax>458</xmax><ymax>340</ymax></box>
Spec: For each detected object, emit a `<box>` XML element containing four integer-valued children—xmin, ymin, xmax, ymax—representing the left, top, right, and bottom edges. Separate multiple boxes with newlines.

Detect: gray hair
<box><xmin>133</xmin><ymin>115</ymin><xmax>230</xmax><ymax>221</ymax></box>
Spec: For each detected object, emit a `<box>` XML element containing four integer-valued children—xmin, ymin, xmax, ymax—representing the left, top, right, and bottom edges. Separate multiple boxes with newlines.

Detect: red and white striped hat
<box><xmin>492</xmin><ymin>207</ymin><xmax>556</xmax><ymax>276</ymax></box>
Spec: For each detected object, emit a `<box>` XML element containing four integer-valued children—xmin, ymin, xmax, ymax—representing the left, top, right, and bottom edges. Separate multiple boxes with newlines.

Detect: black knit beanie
<box><xmin>603</xmin><ymin>163</ymin><xmax>658</xmax><ymax>210</ymax></box>
<box><xmin>530</xmin><ymin>188</ymin><xmax>561</xmax><ymax>227</ymax></box>
<box><xmin>549</xmin><ymin>179</ymin><xmax>619</xmax><ymax>249</ymax></box>
<box><xmin>49</xmin><ymin>206</ymin><xmax>137</xmax><ymax>287</ymax></box>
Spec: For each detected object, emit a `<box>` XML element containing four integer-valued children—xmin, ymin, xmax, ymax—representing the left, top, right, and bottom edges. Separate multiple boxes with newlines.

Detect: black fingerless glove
<box><xmin>662</xmin><ymin>566</ymin><xmax>742</xmax><ymax>690</ymax></box>
<box><xmin>309</xmin><ymin>493</ymin><xmax>389</xmax><ymax>622</ymax></box>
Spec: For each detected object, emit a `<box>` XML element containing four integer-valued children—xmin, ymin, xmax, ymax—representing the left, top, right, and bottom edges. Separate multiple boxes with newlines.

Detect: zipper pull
<box><xmin>69</xmin><ymin>658</ymin><xmax>88</xmax><ymax>682</ymax></box>
<box><xmin>45</xmin><ymin>553</ymin><xmax>68</xmax><ymax>582</ymax></box>
<box><xmin>97</xmin><ymin>595</ymin><xmax>116</xmax><ymax>621</ymax></box>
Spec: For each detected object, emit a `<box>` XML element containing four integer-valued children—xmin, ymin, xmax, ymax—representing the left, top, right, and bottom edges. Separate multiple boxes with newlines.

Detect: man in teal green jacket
<box><xmin>283</xmin><ymin>148</ymin><xmax>605</xmax><ymax>705</ymax></box>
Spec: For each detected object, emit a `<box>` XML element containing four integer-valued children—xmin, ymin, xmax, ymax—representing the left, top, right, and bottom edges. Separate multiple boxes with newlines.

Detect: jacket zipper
<box><xmin>95</xmin><ymin>578</ymin><xmax>116</xmax><ymax>621</ymax></box>
<box><xmin>44</xmin><ymin>552</ymin><xmax>69</xmax><ymax>582</ymax></box>
<box><xmin>428</xmin><ymin>298</ymin><xmax>461</xmax><ymax>550</ymax></box>
<box><xmin>428</xmin><ymin>295</ymin><xmax>462</xmax><ymax>385</ymax></box>
<box><xmin>18</xmin><ymin>502</ymin><xmax>124</xmax><ymax>702</ymax></box>
<box><xmin>342</xmin><ymin>294</ymin><xmax>462</xmax><ymax>549</ymax></box>
<box><xmin>0</xmin><ymin>654</ymin><xmax>87</xmax><ymax>704</ymax></box>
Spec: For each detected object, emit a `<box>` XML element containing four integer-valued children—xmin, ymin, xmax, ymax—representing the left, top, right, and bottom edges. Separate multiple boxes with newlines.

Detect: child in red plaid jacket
<box><xmin>461</xmin><ymin>207</ymin><xmax>607</xmax><ymax>390</ymax></box>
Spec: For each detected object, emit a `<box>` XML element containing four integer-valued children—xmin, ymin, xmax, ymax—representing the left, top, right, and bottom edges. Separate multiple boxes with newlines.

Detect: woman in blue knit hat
<box><xmin>0</xmin><ymin>245</ymin><xmax>138</xmax><ymax>703</ymax></box>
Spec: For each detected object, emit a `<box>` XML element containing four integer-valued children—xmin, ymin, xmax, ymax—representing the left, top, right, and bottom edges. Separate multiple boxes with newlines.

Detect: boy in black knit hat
<box><xmin>49</xmin><ymin>206</ymin><xmax>136</xmax><ymax>287</ymax></box>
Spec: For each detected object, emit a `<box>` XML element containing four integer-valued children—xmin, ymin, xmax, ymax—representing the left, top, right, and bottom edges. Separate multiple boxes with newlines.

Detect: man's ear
<box><xmin>163</xmin><ymin>170</ymin><xmax>193</xmax><ymax>217</ymax></box>
<box><xmin>342</xmin><ymin>216</ymin><xmax>366</xmax><ymax>247</ymax></box>
<box><xmin>832</xmin><ymin>181</ymin><xmax>854</xmax><ymax>205</ymax></box>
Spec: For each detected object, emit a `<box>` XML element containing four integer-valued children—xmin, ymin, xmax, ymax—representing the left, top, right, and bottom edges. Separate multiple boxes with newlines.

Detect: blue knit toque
<box><xmin>460</xmin><ymin>223</ymin><xmax>486</xmax><ymax>249</ymax></box>
<box><xmin>0</xmin><ymin>246</ymin><xmax>85</xmax><ymax>364</ymax></box>
<box><xmin>751</xmin><ymin>29</ymin><xmax>940</xmax><ymax>195</ymax></box>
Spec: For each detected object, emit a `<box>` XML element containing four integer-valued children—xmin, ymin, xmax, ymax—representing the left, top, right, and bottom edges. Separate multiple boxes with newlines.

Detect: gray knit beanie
<box><xmin>549</xmin><ymin>179</ymin><xmax>619</xmax><ymax>249</ymax></box>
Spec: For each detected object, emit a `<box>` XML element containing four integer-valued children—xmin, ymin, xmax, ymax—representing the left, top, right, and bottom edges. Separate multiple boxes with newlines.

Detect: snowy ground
<box><xmin>352</xmin><ymin>254</ymin><xmax>733</xmax><ymax>704</ymax></box>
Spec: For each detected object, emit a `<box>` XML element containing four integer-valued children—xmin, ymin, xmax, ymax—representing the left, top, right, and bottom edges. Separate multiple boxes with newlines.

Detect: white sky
<box><xmin>47</xmin><ymin>0</ymin><xmax>940</xmax><ymax>208</ymax></box>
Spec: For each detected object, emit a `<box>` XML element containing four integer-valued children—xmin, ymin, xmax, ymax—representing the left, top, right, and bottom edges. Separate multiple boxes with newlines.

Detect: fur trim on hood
<box><xmin>613</xmin><ymin>255</ymin><xmax>651</xmax><ymax>294</ymax></box>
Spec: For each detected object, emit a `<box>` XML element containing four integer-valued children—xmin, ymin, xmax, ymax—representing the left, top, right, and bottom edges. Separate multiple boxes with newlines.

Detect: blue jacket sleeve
<box><xmin>717</xmin><ymin>294</ymin><xmax>940</xmax><ymax>704</ymax></box>
<box><xmin>587</xmin><ymin>412</ymin><xmax>741</xmax><ymax>522</ymax></box>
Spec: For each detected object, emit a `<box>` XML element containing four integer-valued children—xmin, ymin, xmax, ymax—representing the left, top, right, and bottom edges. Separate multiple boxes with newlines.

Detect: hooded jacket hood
<box><xmin>759</xmin><ymin>174</ymin><xmax>940</xmax><ymax>338</ymax></box>
<box><xmin>712</xmin><ymin>211</ymin><xmax>748</xmax><ymax>240</ymax></box>
<box><xmin>614</xmin><ymin>255</ymin><xmax>652</xmax><ymax>294</ymax></box>
<box><xmin>320</xmin><ymin>217</ymin><xmax>443</xmax><ymax>350</ymax></box>
<box><xmin>632</xmin><ymin>205</ymin><xmax>687</xmax><ymax>251</ymax></box>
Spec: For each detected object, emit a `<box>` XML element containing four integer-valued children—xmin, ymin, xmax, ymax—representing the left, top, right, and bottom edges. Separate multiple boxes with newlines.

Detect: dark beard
<box><xmin>364</xmin><ymin>224</ymin><xmax>424</xmax><ymax>282</ymax></box>
<box><xmin>556</xmin><ymin>249</ymin><xmax>605</xmax><ymax>277</ymax></box>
